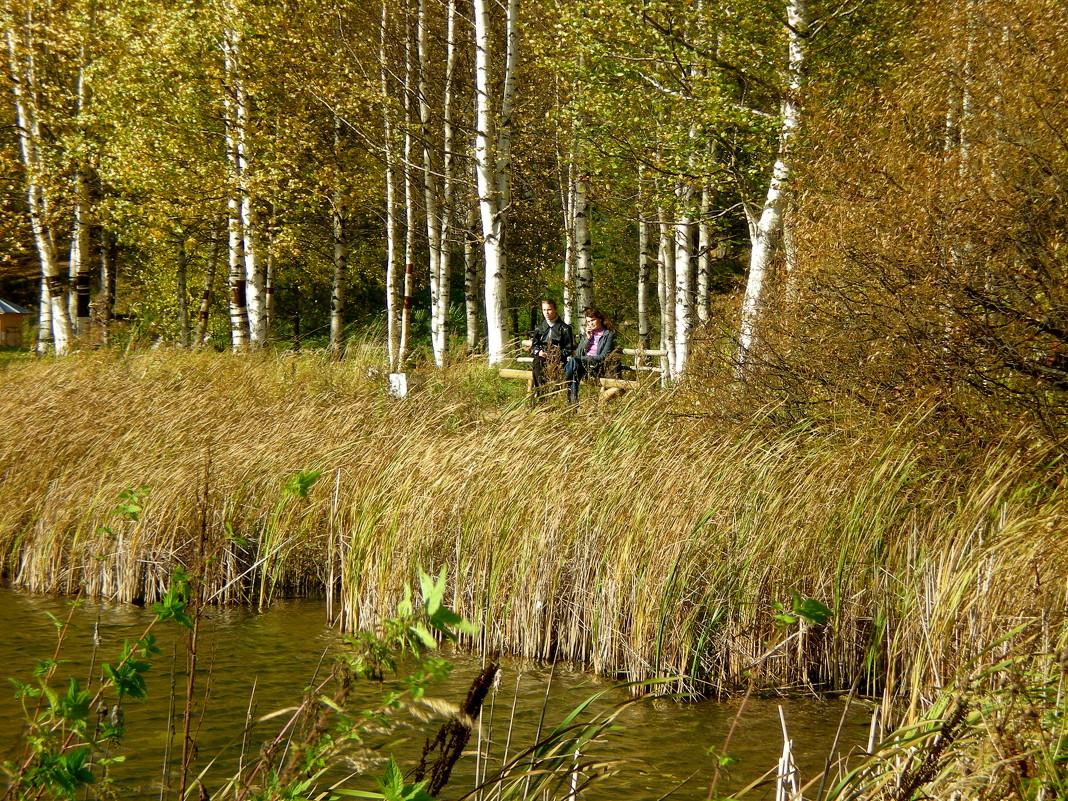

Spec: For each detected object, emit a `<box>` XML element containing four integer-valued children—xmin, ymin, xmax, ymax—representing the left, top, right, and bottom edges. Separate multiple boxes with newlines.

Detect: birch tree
<box><xmin>736</xmin><ymin>0</ymin><xmax>809</xmax><ymax>373</ymax></box>
<box><xmin>5</xmin><ymin>10</ymin><xmax>74</xmax><ymax>355</ymax></box>
<box><xmin>380</xmin><ymin>0</ymin><xmax>401</xmax><ymax>370</ymax></box>
<box><xmin>473</xmin><ymin>0</ymin><xmax>519</xmax><ymax>365</ymax></box>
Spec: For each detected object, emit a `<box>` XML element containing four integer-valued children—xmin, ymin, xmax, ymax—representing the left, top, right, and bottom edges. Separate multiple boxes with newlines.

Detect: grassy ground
<box><xmin>1</xmin><ymin>346</ymin><xmax>1064</xmax><ymax>711</ymax></box>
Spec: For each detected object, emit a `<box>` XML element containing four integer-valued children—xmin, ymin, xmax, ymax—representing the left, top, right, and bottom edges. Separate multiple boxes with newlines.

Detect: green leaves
<box><xmin>26</xmin><ymin>745</ymin><xmax>96</xmax><ymax>799</ymax></box>
<box><xmin>419</xmin><ymin>567</ymin><xmax>477</xmax><ymax>641</ymax></box>
<box><xmin>773</xmin><ymin>591</ymin><xmax>832</xmax><ymax>628</ymax></box>
<box><xmin>283</xmin><ymin>469</ymin><xmax>322</xmax><ymax>499</ymax></box>
<box><xmin>102</xmin><ymin>639</ymin><xmax>154</xmax><ymax>701</ymax></box>
<box><xmin>151</xmin><ymin>566</ymin><xmax>192</xmax><ymax>629</ymax></box>
<box><xmin>48</xmin><ymin>677</ymin><xmax>92</xmax><ymax>724</ymax></box>
<box><xmin>113</xmin><ymin>485</ymin><xmax>151</xmax><ymax>522</ymax></box>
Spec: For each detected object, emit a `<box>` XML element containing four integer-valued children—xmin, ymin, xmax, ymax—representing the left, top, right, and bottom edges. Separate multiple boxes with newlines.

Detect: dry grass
<box><xmin>0</xmin><ymin>347</ymin><xmax>1065</xmax><ymax>703</ymax></box>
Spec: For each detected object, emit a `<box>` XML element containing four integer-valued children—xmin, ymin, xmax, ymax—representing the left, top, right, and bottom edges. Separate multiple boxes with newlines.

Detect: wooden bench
<box><xmin>498</xmin><ymin>341</ymin><xmax>668</xmax><ymax>397</ymax></box>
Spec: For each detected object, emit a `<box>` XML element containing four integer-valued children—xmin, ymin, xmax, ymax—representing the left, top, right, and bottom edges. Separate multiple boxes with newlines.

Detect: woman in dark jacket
<box><xmin>565</xmin><ymin>307</ymin><xmax>615</xmax><ymax>403</ymax></box>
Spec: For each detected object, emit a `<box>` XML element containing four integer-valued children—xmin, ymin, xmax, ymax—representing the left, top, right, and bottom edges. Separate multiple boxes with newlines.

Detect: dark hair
<box><xmin>540</xmin><ymin>298</ymin><xmax>558</xmax><ymax>311</ymax></box>
<box><xmin>583</xmin><ymin>307</ymin><xmax>609</xmax><ymax>328</ymax></box>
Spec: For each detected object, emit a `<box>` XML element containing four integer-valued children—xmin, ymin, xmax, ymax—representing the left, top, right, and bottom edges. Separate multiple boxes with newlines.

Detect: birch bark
<box><xmin>657</xmin><ymin>203</ymin><xmax>677</xmax><ymax>378</ymax></box>
<box><xmin>696</xmin><ymin>184</ymin><xmax>711</xmax><ymax>325</ymax></box>
<box><xmin>222</xmin><ymin>21</ymin><xmax>249</xmax><ymax>350</ymax></box>
<box><xmin>473</xmin><ymin>0</ymin><xmax>515</xmax><ymax>364</ymax></box>
<box><xmin>637</xmin><ymin>174</ymin><xmax>651</xmax><ymax>350</ymax></box>
<box><xmin>6</xmin><ymin>24</ymin><xmax>73</xmax><ymax>354</ymax></box>
<box><xmin>399</xmin><ymin>2</ymin><xmax>415</xmax><ymax>368</ymax></box>
<box><xmin>674</xmin><ymin>175</ymin><xmax>694</xmax><ymax>376</ymax></box>
<box><xmin>436</xmin><ymin>0</ymin><xmax>459</xmax><ymax>364</ymax></box>
<box><xmin>330</xmin><ymin>118</ymin><xmax>347</xmax><ymax>355</ymax></box>
<box><xmin>574</xmin><ymin>162</ymin><xmax>593</xmax><ymax>313</ymax></box>
<box><xmin>558</xmin><ymin>153</ymin><xmax>576</xmax><ymax>326</ymax></box>
<box><xmin>736</xmin><ymin>0</ymin><xmax>808</xmax><ymax>373</ymax></box>
<box><xmin>418</xmin><ymin>0</ymin><xmax>444</xmax><ymax>365</ymax></box>
<box><xmin>380</xmin><ymin>0</ymin><xmax>400</xmax><ymax>371</ymax></box>
<box><xmin>68</xmin><ymin>55</ymin><xmax>91</xmax><ymax>340</ymax></box>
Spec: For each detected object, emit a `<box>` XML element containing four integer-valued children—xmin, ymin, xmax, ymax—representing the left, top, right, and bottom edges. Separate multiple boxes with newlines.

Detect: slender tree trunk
<box><xmin>696</xmin><ymin>184</ymin><xmax>711</xmax><ymax>325</ymax></box>
<box><xmin>69</xmin><ymin>170</ymin><xmax>92</xmax><ymax>339</ymax></box>
<box><xmin>176</xmin><ymin>235</ymin><xmax>190</xmax><ymax>347</ymax></box>
<box><xmin>464</xmin><ymin>169</ymin><xmax>481</xmax><ymax>351</ymax></box>
<box><xmin>223</xmin><ymin>10</ymin><xmax>263</xmax><ymax>346</ymax></box>
<box><xmin>222</xmin><ymin>22</ymin><xmax>249</xmax><ymax>351</ymax></box>
<box><xmin>264</xmin><ymin>229</ymin><xmax>274</xmax><ymax>340</ymax></box>
<box><xmin>574</xmin><ymin>161</ymin><xmax>592</xmax><ymax>313</ymax></box>
<box><xmin>400</xmin><ymin>2</ymin><xmax>416</xmax><ymax>368</ymax></box>
<box><xmin>36</xmin><ymin>276</ymin><xmax>52</xmax><ymax>354</ymax></box>
<box><xmin>6</xmin><ymin>25</ymin><xmax>72</xmax><ymax>355</ymax></box>
<box><xmin>99</xmin><ymin>230</ymin><xmax>115</xmax><ymax>347</ymax></box>
<box><xmin>195</xmin><ymin>221</ymin><xmax>220</xmax><ymax>348</ymax></box>
<box><xmin>437</xmin><ymin>0</ymin><xmax>458</xmax><ymax>364</ymax></box>
<box><xmin>381</xmin><ymin>0</ymin><xmax>400</xmax><ymax>371</ymax></box>
<box><xmin>637</xmin><ymin>173</ymin><xmax>651</xmax><ymax>350</ymax></box>
<box><xmin>557</xmin><ymin>147</ymin><xmax>576</xmax><ymax>326</ymax></box>
<box><xmin>330</xmin><ymin>119</ymin><xmax>348</xmax><ymax>355</ymax></box>
<box><xmin>68</xmin><ymin>60</ymin><xmax>92</xmax><ymax>340</ymax></box>
<box><xmin>657</xmin><ymin>203</ymin><xmax>676</xmax><ymax>378</ymax></box>
<box><xmin>736</xmin><ymin>0</ymin><xmax>807</xmax><ymax>373</ymax></box>
<box><xmin>674</xmin><ymin>176</ymin><xmax>694</xmax><ymax>375</ymax></box>
<box><xmin>473</xmin><ymin>0</ymin><xmax>511</xmax><ymax>364</ymax></box>
<box><xmin>418</xmin><ymin>0</ymin><xmax>441</xmax><ymax>364</ymax></box>
<box><xmin>236</xmin><ymin>84</ymin><xmax>264</xmax><ymax>344</ymax></box>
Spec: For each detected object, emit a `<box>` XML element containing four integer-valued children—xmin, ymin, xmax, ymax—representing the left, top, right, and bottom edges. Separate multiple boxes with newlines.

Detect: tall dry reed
<box><xmin>0</xmin><ymin>348</ymin><xmax>1063</xmax><ymax>704</ymax></box>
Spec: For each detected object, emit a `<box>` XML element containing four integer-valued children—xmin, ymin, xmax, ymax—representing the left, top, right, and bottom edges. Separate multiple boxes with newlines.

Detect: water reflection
<box><xmin>0</xmin><ymin>589</ymin><xmax>868</xmax><ymax>799</ymax></box>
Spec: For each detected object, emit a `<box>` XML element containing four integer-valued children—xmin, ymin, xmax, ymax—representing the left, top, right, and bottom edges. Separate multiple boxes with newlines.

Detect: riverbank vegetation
<box><xmin>2</xmin><ymin>349</ymin><xmax>1064</xmax><ymax>720</ymax></box>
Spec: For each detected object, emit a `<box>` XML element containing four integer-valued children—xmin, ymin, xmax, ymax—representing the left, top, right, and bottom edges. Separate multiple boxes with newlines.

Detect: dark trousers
<box><xmin>533</xmin><ymin>351</ymin><xmax>565</xmax><ymax>389</ymax></box>
<box><xmin>565</xmin><ymin>356</ymin><xmax>593</xmax><ymax>402</ymax></box>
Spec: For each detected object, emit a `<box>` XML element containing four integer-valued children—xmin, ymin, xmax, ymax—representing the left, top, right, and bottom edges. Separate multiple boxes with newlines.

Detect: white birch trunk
<box><xmin>264</xmin><ymin>228</ymin><xmax>274</xmax><ymax>337</ymax></box>
<box><xmin>222</xmin><ymin>22</ymin><xmax>249</xmax><ymax>350</ymax></box>
<box><xmin>99</xmin><ymin>230</ymin><xmax>115</xmax><ymax>347</ymax></box>
<box><xmin>330</xmin><ymin>118</ymin><xmax>347</xmax><ymax>355</ymax></box>
<box><xmin>37</xmin><ymin>276</ymin><xmax>52</xmax><ymax>354</ymax></box>
<box><xmin>637</xmin><ymin>172</ymin><xmax>651</xmax><ymax>350</ymax></box>
<box><xmin>226</xmin><ymin>199</ymin><xmax>249</xmax><ymax>350</ymax></box>
<box><xmin>418</xmin><ymin>0</ymin><xmax>444</xmax><ymax>366</ymax></box>
<box><xmin>68</xmin><ymin>57</ymin><xmax>91</xmax><ymax>339</ymax></box>
<box><xmin>240</xmin><ymin>188</ymin><xmax>265</xmax><ymax>345</ymax></box>
<box><xmin>400</xmin><ymin>2</ymin><xmax>415</xmax><ymax>368</ymax></box>
<box><xmin>558</xmin><ymin>153</ymin><xmax>576</xmax><ymax>326</ymax></box>
<box><xmin>473</xmin><ymin>0</ymin><xmax>509</xmax><ymax>364</ymax></box>
<box><xmin>380</xmin><ymin>0</ymin><xmax>400</xmax><ymax>371</ymax></box>
<box><xmin>657</xmin><ymin>204</ymin><xmax>676</xmax><ymax>378</ymax></box>
<box><xmin>330</xmin><ymin>194</ymin><xmax>348</xmax><ymax>354</ymax></box>
<box><xmin>736</xmin><ymin>0</ymin><xmax>807</xmax><ymax>372</ymax></box>
<box><xmin>226</xmin><ymin>14</ymin><xmax>264</xmax><ymax>346</ymax></box>
<box><xmin>69</xmin><ymin>164</ymin><xmax>91</xmax><ymax>338</ymax></box>
<box><xmin>574</xmin><ymin>163</ymin><xmax>593</xmax><ymax>313</ymax></box>
<box><xmin>696</xmin><ymin>184</ymin><xmax>711</xmax><ymax>325</ymax></box>
<box><xmin>437</xmin><ymin>0</ymin><xmax>458</xmax><ymax>364</ymax></box>
<box><xmin>6</xmin><ymin>25</ymin><xmax>72</xmax><ymax>355</ymax></box>
<box><xmin>464</xmin><ymin>167</ymin><xmax>481</xmax><ymax>351</ymax></box>
<box><xmin>674</xmin><ymin>176</ymin><xmax>694</xmax><ymax>376</ymax></box>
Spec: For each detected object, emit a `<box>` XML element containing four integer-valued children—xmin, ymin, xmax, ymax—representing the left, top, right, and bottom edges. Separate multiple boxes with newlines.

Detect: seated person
<box><xmin>565</xmin><ymin>307</ymin><xmax>615</xmax><ymax>404</ymax></box>
<box><xmin>530</xmin><ymin>298</ymin><xmax>574</xmax><ymax>390</ymax></box>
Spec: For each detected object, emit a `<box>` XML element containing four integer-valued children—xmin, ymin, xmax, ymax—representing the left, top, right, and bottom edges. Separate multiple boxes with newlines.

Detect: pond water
<box><xmin>0</xmin><ymin>589</ymin><xmax>871</xmax><ymax>800</ymax></box>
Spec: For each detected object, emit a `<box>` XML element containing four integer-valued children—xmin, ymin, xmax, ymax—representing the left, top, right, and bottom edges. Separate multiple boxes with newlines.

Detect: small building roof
<box><xmin>0</xmin><ymin>299</ymin><xmax>32</xmax><ymax>315</ymax></box>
